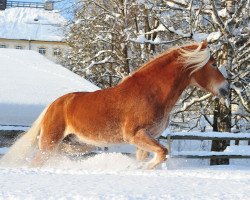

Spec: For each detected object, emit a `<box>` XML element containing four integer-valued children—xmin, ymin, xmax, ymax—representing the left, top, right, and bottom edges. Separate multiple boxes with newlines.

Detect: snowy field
<box><xmin>1</xmin><ymin>152</ymin><xmax>250</xmax><ymax>199</ymax></box>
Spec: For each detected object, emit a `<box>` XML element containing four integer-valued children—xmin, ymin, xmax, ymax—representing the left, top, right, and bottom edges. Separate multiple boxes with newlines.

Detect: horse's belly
<box><xmin>65</xmin><ymin>125</ymin><xmax>124</xmax><ymax>147</ymax></box>
<box><xmin>78</xmin><ymin>136</ymin><xmax>124</xmax><ymax>147</ymax></box>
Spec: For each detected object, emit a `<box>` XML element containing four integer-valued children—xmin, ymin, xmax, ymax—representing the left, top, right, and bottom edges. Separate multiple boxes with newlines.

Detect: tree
<box><xmin>64</xmin><ymin>0</ymin><xmax>189</xmax><ymax>88</ymax></box>
<box><xmin>64</xmin><ymin>0</ymin><xmax>154</xmax><ymax>87</ymax></box>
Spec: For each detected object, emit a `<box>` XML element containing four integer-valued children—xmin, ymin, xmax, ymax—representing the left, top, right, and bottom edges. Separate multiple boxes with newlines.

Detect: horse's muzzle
<box><xmin>219</xmin><ymin>82</ymin><xmax>229</xmax><ymax>97</ymax></box>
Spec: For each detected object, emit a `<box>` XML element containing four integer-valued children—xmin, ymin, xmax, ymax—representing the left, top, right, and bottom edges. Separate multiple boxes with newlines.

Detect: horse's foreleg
<box><xmin>136</xmin><ymin>148</ymin><xmax>149</xmax><ymax>161</ymax></box>
<box><xmin>127</xmin><ymin>130</ymin><xmax>168</xmax><ymax>169</ymax></box>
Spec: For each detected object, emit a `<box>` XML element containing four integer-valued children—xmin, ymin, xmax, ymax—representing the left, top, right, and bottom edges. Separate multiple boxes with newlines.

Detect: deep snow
<box><xmin>0</xmin><ymin>153</ymin><xmax>250</xmax><ymax>199</ymax></box>
<box><xmin>0</xmin><ymin>49</ymin><xmax>99</xmax><ymax>126</ymax></box>
<box><xmin>1</xmin><ymin>131</ymin><xmax>250</xmax><ymax>199</ymax></box>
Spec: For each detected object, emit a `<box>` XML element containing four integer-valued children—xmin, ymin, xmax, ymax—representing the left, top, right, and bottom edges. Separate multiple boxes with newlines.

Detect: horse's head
<box><xmin>180</xmin><ymin>41</ymin><xmax>229</xmax><ymax>97</ymax></box>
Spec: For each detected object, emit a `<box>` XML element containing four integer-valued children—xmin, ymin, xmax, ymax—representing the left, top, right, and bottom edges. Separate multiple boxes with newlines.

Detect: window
<box><xmin>0</xmin><ymin>44</ymin><xmax>6</xmax><ymax>48</ymax></box>
<box><xmin>38</xmin><ymin>47</ymin><xmax>46</xmax><ymax>55</ymax></box>
<box><xmin>16</xmin><ymin>45</ymin><xmax>23</xmax><ymax>50</ymax></box>
<box><xmin>53</xmin><ymin>48</ymin><xmax>62</xmax><ymax>56</ymax></box>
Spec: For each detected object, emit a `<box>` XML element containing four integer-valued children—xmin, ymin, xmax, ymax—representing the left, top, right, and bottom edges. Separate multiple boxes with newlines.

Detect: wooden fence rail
<box><xmin>163</xmin><ymin>132</ymin><xmax>250</xmax><ymax>159</ymax></box>
<box><xmin>7</xmin><ymin>1</ymin><xmax>44</xmax><ymax>8</ymax></box>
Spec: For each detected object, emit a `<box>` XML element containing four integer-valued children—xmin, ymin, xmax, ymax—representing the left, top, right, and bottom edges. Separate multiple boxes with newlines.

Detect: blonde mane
<box><xmin>121</xmin><ymin>42</ymin><xmax>211</xmax><ymax>83</ymax></box>
<box><xmin>179</xmin><ymin>42</ymin><xmax>210</xmax><ymax>74</ymax></box>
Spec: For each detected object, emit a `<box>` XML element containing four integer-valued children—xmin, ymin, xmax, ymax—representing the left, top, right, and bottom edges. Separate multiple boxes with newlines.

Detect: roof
<box><xmin>0</xmin><ymin>7</ymin><xmax>67</xmax><ymax>41</ymax></box>
<box><xmin>0</xmin><ymin>48</ymin><xmax>99</xmax><ymax>126</ymax></box>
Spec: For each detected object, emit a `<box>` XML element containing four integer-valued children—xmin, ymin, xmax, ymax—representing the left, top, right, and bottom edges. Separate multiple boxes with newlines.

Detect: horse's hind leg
<box><xmin>136</xmin><ymin>148</ymin><xmax>149</xmax><ymax>161</ymax></box>
<box><xmin>127</xmin><ymin>130</ymin><xmax>168</xmax><ymax>169</ymax></box>
<box><xmin>31</xmin><ymin>125</ymin><xmax>65</xmax><ymax>167</ymax></box>
<box><xmin>59</xmin><ymin>134</ymin><xmax>96</xmax><ymax>155</ymax></box>
<box><xmin>59</xmin><ymin>141</ymin><xmax>96</xmax><ymax>155</ymax></box>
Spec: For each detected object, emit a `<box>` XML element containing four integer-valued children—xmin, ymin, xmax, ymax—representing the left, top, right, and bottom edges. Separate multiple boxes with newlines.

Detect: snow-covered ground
<box><xmin>1</xmin><ymin>131</ymin><xmax>250</xmax><ymax>199</ymax></box>
<box><xmin>1</xmin><ymin>129</ymin><xmax>250</xmax><ymax>199</ymax></box>
<box><xmin>0</xmin><ymin>153</ymin><xmax>250</xmax><ymax>199</ymax></box>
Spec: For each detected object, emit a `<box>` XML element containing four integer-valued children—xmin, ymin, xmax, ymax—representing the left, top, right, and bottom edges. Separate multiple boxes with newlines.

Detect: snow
<box><xmin>0</xmin><ymin>7</ymin><xmax>67</xmax><ymax>41</ymax></box>
<box><xmin>0</xmin><ymin>147</ymin><xmax>8</xmax><ymax>154</ymax></box>
<box><xmin>192</xmin><ymin>32</ymin><xmax>221</xmax><ymax>42</ymax></box>
<box><xmin>218</xmin><ymin>8</ymin><xmax>228</xmax><ymax>18</ymax></box>
<box><xmin>225</xmin><ymin>146</ymin><xmax>250</xmax><ymax>154</ymax></box>
<box><xmin>168</xmin><ymin>27</ymin><xmax>190</xmax><ymax>37</ymax></box>
<box><xmin>0</xmin><ymin>153</ymin><xmax>250</xmax><ymax>199</ymax></box>
<box><xmin>0</xmin><ymin>125</ymin><xmax>29</xmax><ymax>131</ymax></box>
<box><xmin>172</xmin><ymin>150</ymin><xmax>250</xmax><ymax>157</ymax></box>
<box><xmin>1</xmin><ymin>130</ymin><xmax>250</xmax><ymax>199</ymax></box>
<box><xmin>193</xmin><ymin>33</ymin><xmax>208</xmax><ymax>42</ymax></box>
<box><xmin>219</xmin><ymin>65</ymin><xmax>228</xmax><ymax>77</ymax></box>
<box><xmin>206</xmin><ymin>32</ymin><xmax>222</xmax><ymax>42</ymax></box>
<box><xmin>0</xmin><ymin>48</ymin><xmax>99</xmax><ymax>126</ymax></box>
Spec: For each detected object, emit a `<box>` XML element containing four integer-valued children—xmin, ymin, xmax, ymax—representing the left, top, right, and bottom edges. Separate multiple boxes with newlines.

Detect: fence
<box><xmin>164</xmin><ymin>132</ymin><xmax>250</xmax><ymax>159</ymax></box>
<box><xmin>6</xmin><ymin>1</ymin><xmax>53</xmax><ymax>10</ymax></box>
<box><xmin>7</xmin><ymin>1</ymin><xmax>44</xmax><ymax>8</ymax></box>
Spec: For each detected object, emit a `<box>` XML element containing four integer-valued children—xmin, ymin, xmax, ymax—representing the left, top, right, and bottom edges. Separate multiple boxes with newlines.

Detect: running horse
<box><xmin>2</xmin><ymin>41</ymin><xmax>229</xmax><ymax>169</ymax></box>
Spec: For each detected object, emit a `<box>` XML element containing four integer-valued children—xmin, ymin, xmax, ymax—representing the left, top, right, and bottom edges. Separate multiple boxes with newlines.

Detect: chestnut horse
<box><xmin>1</xmin><ymin>41</ymin><xmax>229</xmax><ymax>169</ymax></box>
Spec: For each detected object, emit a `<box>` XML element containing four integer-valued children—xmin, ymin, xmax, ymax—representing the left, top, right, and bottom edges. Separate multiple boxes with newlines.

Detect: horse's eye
<box><xmin>212</xmin><ymin>63</ymin><xmax>217</xmax><ymax>67</ymax></box>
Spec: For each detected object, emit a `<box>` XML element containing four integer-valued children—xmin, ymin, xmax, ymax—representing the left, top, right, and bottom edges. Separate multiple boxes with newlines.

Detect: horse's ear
<box><xmin>201</xmin><ymin>40</ymin><xmax>208</xmax><ymax>48</ymax></box>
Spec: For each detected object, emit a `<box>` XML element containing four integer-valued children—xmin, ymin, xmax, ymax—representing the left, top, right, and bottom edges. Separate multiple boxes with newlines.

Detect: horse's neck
<box><xmin>138</xmin><ymin>54</ymin><xmax>190</xmax><ymax>112</ymax></box>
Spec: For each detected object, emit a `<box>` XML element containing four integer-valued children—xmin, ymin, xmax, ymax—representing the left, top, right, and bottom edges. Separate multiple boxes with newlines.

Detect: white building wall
<box><xmin>0</xmin><ymin>39</ymin><xmax>67</xmax><ymax>63</ymax></box>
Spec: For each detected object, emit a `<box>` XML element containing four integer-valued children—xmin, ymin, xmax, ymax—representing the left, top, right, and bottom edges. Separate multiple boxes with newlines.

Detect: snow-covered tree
<box><xmin>65</xmin><ymin>1</ymin><xmax>146</xmax><ymax>87</ymax></box>
<box><xmin>64</xmin><ymin>0</ymin><xmax>185</xmax><ymax>88</ymax></box>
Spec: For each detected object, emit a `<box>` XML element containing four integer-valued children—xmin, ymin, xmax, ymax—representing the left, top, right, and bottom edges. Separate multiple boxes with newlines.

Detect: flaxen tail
<box><xmin>0</xmin><ymin>106</ymin><xmax>49</xmax><ymax>167</ymax></box>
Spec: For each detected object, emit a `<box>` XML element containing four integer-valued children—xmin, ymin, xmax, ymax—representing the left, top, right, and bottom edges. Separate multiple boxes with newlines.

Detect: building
<box><xmin>0</xmin><ymin>0</ymin><xmax>67</xmax><ymax>63</ymax></box>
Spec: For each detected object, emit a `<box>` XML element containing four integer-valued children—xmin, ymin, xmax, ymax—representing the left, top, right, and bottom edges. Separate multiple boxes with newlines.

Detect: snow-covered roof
<box><xmin>0</xmin><ymin>49</ymin><xmax>99</xmax><ymax>126</ymax></box>
<box><xmin>0</xmin><ymin>7</ymin><xmax>67</xmax><ymax>41</ymax></box>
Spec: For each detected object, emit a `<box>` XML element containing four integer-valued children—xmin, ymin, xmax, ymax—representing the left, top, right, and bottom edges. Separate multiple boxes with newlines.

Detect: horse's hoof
<box><xmin>146</xmin><ymin>162</ymin><xmax>156</xmax><ymax>170</ymax></box>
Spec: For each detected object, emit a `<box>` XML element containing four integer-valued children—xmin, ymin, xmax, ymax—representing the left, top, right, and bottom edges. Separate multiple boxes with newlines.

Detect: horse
<box><xmin>1</xmin><ymin>41</ymin><xmax>229</xmax><ymax>169</ymax></box>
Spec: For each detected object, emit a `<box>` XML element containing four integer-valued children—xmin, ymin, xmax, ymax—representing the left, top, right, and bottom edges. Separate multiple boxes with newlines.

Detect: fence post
<box><xmin>167</xmin><ymin>134</ymin><xmax>171</xmax><ymax>156</ymax></box>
